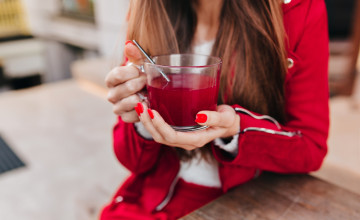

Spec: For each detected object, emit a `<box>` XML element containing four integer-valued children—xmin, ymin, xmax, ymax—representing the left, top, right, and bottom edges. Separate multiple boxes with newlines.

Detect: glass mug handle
<box><xmin>126</xmin><ymin>62</ymin><xmax>148</xmax><ymax>103</ymax></box>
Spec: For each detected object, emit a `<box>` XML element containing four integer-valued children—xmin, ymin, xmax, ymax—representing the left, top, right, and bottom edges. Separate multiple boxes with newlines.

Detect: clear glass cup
<box><xmin>144</xmin><ymin>54</ymin><xmax>222</xmax><ymax>131</ymax></box>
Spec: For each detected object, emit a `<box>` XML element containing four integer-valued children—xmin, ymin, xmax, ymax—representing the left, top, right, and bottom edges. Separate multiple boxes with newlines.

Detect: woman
<box><xmin>102</xmin><ymin>0</ymin><xmax>329</xmax><ymax>219</ymax></box>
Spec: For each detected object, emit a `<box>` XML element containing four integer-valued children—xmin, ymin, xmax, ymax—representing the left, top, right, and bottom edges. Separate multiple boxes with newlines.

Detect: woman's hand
<box><xmin>136</xmin><ymin>102</ymin><xmax>240</xmax><ymax>150</ymax></box>
<box><xmin>105</xmin><ymin>42</ymin><xmax>146</xmax><ymax>123</ymax></box>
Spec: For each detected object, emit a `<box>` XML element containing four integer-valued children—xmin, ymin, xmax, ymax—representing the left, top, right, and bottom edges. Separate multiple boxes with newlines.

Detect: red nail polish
<box><xmin>137</xmin><ymin>102</ymin><xmax>144</xmax><ymax>113</ymax></box>
<box><xmin>195</xmin><ymin>114</ymin><xmax>207</xmax><ymax>123</ymax></box>
<box><xmin>134</xmin><ymin>106</ymin><xmax>140</xmax><ymax>116</ymax></box>
<box><xmin>148</xmin><ymin>109</ymin><xmax>154</xmax><ymax>119</ymax></box>
<box><xmin>125</xmin><ymin>40</ymin><xmax>134</xmax><ymax>45</ymax></box>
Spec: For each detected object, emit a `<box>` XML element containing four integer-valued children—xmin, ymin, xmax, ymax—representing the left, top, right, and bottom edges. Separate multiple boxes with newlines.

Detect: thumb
<box><xmin>195</xmin><ymin>105</ymin><xmax>236</xmax><ymax>128</ymax></box>
<box><xmin>124</xmin><ymin>41</ymin><xmax>143</xmax><ymax>64</ymax></box>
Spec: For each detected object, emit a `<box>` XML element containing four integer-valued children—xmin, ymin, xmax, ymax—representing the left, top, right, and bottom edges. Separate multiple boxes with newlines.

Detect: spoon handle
<box><xmin>132</xmin><ymin>40</ymin><xmax>170</xmax><ymax>82</ymax></box>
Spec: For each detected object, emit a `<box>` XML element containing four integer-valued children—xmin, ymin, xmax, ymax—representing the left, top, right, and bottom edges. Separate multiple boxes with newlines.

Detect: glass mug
<box><xmin>139</xmin><ymin>54</ymin><xmax>221</xmax><ymax>131</ymax></box>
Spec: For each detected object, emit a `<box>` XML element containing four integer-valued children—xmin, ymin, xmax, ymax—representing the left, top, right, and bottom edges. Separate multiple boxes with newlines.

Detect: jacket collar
<box><xmin>282</xmin><ymin>0</ymin><xmax>302</xmax><ymax>14</ymax></box>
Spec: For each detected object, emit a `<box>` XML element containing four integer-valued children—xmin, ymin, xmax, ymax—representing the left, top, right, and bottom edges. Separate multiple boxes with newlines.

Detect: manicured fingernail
<box><xmin>195</xmin><ymin>114</ymin><xmax>207</xmax><ymax>123</ymax></box>
<box><xmin>134</xmin><ymin>106</ymin><xmax>140</xmax><ymax>116</ymax></box>
<box><xmin>147</xmin><ymin>108</ymin><xmax>154</xmax><ymax>119</ymax></box>
<box><xmin>137</xmin><ymin>102</ymin><xmax>144</xmax><ymax>113</ymax></box>
<box><xmin>125</xmin><ymin>40</ymin><xmax>134</xmax><ymax>45</ymax></box>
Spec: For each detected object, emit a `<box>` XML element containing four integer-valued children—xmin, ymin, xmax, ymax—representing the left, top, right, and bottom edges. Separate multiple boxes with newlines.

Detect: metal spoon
<box><xmin>132</xmin><ymin>40</ymin><xmax>170</xmax><ymax>82</ymax></box>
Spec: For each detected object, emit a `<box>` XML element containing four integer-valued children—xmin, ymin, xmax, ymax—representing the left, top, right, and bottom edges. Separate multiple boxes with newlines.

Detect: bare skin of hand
<box><xmin>105</xmin><ymin>42</ymin><xmax>240</xmax><ymax>150</ymax></box>
<box><xmin>137</xmin><ymin>102</ymin><xmax>240</xmax><ymax>150</ymax></box>
<box><xmin>105</xmin><ymin>42</ymin><xmax>146</xmax><ymax>123</ymax></box>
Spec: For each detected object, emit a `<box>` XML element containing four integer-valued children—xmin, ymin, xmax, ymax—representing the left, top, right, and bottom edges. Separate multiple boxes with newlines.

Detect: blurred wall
<box><xmin>21</xmin><ymin>0</ymin><xmax>129</xmax><ymax>58</ymax></box>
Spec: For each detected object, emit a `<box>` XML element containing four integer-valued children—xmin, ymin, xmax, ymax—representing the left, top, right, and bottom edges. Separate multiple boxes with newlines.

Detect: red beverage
<box><xmin>147</xmin><ymin>73</ymin><xmax>219</xmax><ymax>127</ymax></box>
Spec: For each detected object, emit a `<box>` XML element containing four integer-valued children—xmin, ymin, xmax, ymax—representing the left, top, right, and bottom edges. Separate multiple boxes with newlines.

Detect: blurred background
<box><xmin>0</xmin><ymin>0</ymin><xmax>359</xmax><ymax>219</ymax></box>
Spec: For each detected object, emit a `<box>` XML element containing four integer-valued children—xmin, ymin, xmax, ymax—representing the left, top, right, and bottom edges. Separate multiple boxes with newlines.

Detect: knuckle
<box><xmin>130</xmin><ymin>94</ymin><xmax>141</xmax><ymax>104</ymax></box>
<box><xmin>164</xmin><ymin>135</ymin><xmax>175</xmax><ymax>144</ymax></box>
<box><xmin>194</xmin><ymin>139</ymin><xmax>206</xmax><ymax>148</ymax></box>
<box><xmin>113</xmin><ymin>103</ymin><xmax>126</xmax><ymax>115</ymax></box>
<box><xmin>107</xmin><ymin>92</ymin><xmax>116</xmax><ymax>103</ymax></box>
<box><xmin>153</xmin><ymin>136</ymin><xmax>163</xmax><ymax>143</ymax></box>
<box><xmin>119</xmin><ymin>95</ymin><xmax>131</xmax><ymax>106</ymax></box>
<box><xmin>112</xmin><ymin>106</ymin><xmax>120</xmax><ymax>115</ymax></box>
<box><xmin>126</xmin><ymin>81</ymin><xmax>136</xmax><ymax>93</ymax></box>
<box><xmin>127</xmin><ymin>64</ymin><xmax>139</xmax><ymax>73</ymax></box>
<box><xmin>141</xmin><ymin>120</ymin><xmax>150</xmax><ymax>128</ymax></box>
<box><xmin>193</xmin><ymin>143</ymin><xmax>202</xmax><ymax>148</ymax></box>
<box><xmin>213</xmin><ymin>115</ymin><xmax>221</xmax><ymax>125</ymax></box>
<box><xmin>121</xmin><ymin>112</ymin><xmax>138</xmax><ymax>123</ymax></box>
<box><xmin>124</xmin><ymin>65</ymin><xmax>140</xmax><ymax>78</ymax></box>
<box><xmin>139</xmin><ymin>74</ymin><xmax>147</xmax><ymax>84</ymax></box>
<box><xmin>121</xmin><ymin>115</ymin><xmax>131</xmax><ymax>123</ymax></box>
<box><xmin>187</xmin><ymin>145</ymin><xmax>196</xmax><ymax>150</ymax></box>
<box><xmin>106</xmin><ymin>67</ymin><xmax>122</xmax><ymax>84</ymax></box>
<box><xmin>113</xmin><ymin>66</ymin><xmax>122</xmax><ymax>74</ymax></box>
<box><xmin>114</xmin><ymin>72</ymin><xmax>124</xmax><ymax>83</ymax></box>
<box><xmin>104</xmin><ymin>75</ymin><xmax>111</xmax><ymax>87</ymax></box>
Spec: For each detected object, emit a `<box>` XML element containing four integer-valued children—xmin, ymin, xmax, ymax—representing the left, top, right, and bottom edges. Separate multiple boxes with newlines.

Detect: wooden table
<box><xmin>182</xmin><ymin>172</ymin><xmax>360</xmax><ymax>220</ymax></box>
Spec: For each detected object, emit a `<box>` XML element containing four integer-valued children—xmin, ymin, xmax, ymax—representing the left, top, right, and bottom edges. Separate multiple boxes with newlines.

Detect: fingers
<box><xmin>112</xmin><ymin>94</ymin><xmax>141</xmax><ymax>115</ymax></box>
<box><xmin>107</xmin><ymin>74</ymin><xmax>146</xmax><ymax>104</ymax></box>
<box><xmin>124</xmin><ymin>41</ymin><xmax>143</xmax><ymax>64</ymax></box>
<box><xmin>105</xmin><ymin>41</ymin><xmax>145</xmax><ymax>91</ymax></box>
<box><xmin>111</xmin><ymin>94</ymin><xmax>141</xmax><ymax>123</ymax></box>
<box><xmin>136</xmin><ymin>103</ymin><xmax>193</xmax><ymax>149</ymax></box>
<box><xmin>137</xmin><ymin>103</ymin><xmax>166</xmax><ymax>143</ymax></box>
<box><xmin>105</xmin><ymin>65</ymin><xmax>143</xmax><ymax>88</ymax></box>
<box><xmin>141</xmin><ymin>108</ymin><xmax>215</xmax><ymax>149</ymax></box>
<box><xmin>147</xmin><ymin>110</ymin><xmax>180</xmax><ymax>145</ymax></box>
<box><xmin>120</xmin><ymin>110</ymin><xmax>140</xmax><ymax>123</ymax></box>
<box><xmin>105</xmin><ymin>41</ymin><xmax>144</xmax><ymax>89</ymax></box>
<box><xmin>135</xmin><ymin>103</ymin><xmax>238</xmax><ymax>150</ymax></box>
<box><xmin>195</xmin><ymin>105</ymin><xmax>236</xmax><ymax>128</ymax></box>
<box><xmin>106</xmin><ymin>40</ymin><xmax>145</xmax><ymax>122</ymax></box>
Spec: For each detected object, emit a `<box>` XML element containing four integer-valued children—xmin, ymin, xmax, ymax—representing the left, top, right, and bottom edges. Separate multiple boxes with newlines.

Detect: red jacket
<box><xmin>109</xmin><ymin>0</ymin><xmax>329</xmax><ymax>213</ymax></box>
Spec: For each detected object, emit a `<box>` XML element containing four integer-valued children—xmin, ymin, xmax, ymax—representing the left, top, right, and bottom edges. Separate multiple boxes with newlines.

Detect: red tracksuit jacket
<box><xmin>106</xmin><ymin>0</ymin><xmax>329</xmax><ymax>215</ymax></box>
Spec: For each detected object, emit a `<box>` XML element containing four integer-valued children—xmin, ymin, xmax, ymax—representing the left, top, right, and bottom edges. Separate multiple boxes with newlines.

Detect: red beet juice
<box><xmin>147</xmin><ymin>73</ymin><xmax>219</xmax><ymax>127</ymax></box>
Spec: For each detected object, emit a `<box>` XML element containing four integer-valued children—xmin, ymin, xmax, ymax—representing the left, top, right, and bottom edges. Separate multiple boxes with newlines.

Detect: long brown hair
<box><xmin>127</xmin><ymin>0</ymin><xmax>288</xmax><ymax>160</ymax></box>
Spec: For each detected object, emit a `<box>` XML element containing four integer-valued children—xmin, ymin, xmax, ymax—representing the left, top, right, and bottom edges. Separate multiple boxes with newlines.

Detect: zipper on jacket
<box><xmin>241</xmin><ymin>127</ymin><xmax>302</xmax><ymax>137</ymax></box>
<box><xmin>234</xmin><ymin>107</ymin><xmax>281</xmax><ymax>129</ymax></box>
<box><xmin>155</xmin><ymin>174</ymin><xmax>179</xmax><ymax>211</ymax></box>
<box><xmin>234</xmin><ymin>107</ymin><xmax>302</xmax><ymax>137</ymax></box>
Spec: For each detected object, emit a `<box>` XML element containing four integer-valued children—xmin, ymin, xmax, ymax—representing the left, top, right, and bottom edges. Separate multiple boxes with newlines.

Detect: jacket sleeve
<box><xmin>111</xmin><ymin>51</ymin><xmax>164</xmax><ymax>174</ymax></box>
<box><xmin>212</xmin><ymin>0</ymin><xmax>329</xmax><ymax>173</ymax></box>
<box><xmin>113</xmin><ymin>117</ymin><xmax>163</xmax><ymax>174</ymax></box>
